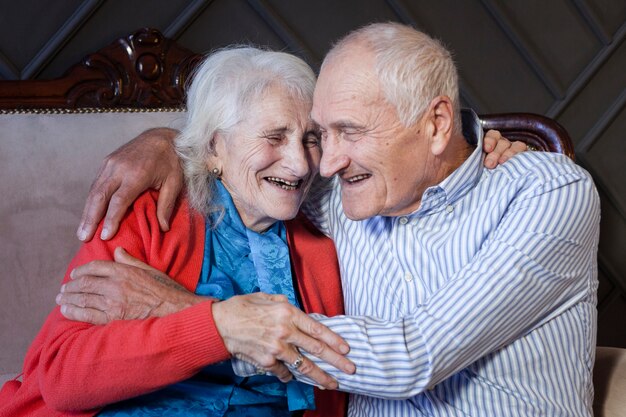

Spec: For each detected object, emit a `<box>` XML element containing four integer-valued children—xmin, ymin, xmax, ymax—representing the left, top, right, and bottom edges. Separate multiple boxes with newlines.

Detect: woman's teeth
<box><xmin>266</xmin><ymin>177</ymin><xmax>301</xmax><ymax>190</ymax></box>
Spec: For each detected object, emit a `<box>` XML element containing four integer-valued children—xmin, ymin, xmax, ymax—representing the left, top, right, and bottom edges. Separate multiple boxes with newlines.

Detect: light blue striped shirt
<box><xmin>299</xmin><ymin>110</ymin><xmax>600</xmax><ymax>416</ymax></box>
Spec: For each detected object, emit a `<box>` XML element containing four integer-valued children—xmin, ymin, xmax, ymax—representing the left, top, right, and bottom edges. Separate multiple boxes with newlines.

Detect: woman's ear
<box><xmin>208</xmin><ymin>133</ymin><xmax>220</xmax><ymax>156</ymax></box>
<box><xmin>427</xmin><ymin>96</ymin><xmax>454</xmax><ymax>156</ymax></box>
<box><xmin>206</xmin><ymin>133</ymin><xmax>223</xmax><ymax>173</ymax></box>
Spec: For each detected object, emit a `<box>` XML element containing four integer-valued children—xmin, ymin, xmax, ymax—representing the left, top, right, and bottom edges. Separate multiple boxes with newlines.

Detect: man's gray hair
<box><xmin>175</xmin><ymin>46</ymin><xmax>316</xmax><ymax>217</ymax></box>
<box><xmin>326</xmin><ymin>22</ymin><xmax>461</xmax><ymax>134</ymax></box>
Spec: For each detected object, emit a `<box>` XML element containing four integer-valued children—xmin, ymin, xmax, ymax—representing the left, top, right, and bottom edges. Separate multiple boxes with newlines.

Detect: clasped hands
<box><xmin>56</xmin><ymin>247</ymin><xmax>354</xmax><ymax>389</ymax></box>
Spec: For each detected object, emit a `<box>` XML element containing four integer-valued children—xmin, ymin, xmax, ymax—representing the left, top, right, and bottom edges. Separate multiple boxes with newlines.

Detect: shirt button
<box><xmin>446</xmin><ymin>205</ymin><xmax>454</xmax><ymax>213</ymax></box>
<box><xmin>404</xmin><ymin>272</ymin><xmax>413</xmax><ymax>282</ymax></box>
<box><xmin>399</xmin><ymin>217</ymin><xmax>409</xmax><ymax>225</ymax></box>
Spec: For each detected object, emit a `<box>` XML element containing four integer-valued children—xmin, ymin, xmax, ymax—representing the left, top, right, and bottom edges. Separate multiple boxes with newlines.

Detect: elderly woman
<box><xmin>0</xmin><ymin>47</ymin><xmax>352</xmax><ymax>417</ymax></box>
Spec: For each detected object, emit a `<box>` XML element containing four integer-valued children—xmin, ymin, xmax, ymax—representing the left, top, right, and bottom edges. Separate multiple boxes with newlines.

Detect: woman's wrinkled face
<box><xmin>213</xmin><ymin>84</ymin><xmax>320</xmax><ymax>232</ymax></box>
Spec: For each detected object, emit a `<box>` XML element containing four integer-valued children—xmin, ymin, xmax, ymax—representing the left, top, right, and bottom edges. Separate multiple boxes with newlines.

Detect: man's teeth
<box><xmin>266</xmin><ymin>177</ymin><xmax>300</xmax><ymax>190</ymax></box>
<box><xmin>347</xmin><ymin>174</ymin><xmax>369</xmax><ymax>183</ymax></box>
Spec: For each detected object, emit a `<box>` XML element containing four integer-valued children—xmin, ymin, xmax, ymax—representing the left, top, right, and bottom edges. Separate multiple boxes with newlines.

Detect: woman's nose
<box><xmin>283</xmin><ymin>142</ymin><xmax>309</xmax><ymax>178</ymax></box>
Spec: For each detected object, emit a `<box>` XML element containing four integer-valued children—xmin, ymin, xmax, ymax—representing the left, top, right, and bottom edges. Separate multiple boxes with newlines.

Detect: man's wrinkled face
<box><xmin>312</xmin><ymin>46</ymin><xmax>435</xmax><ymax>220</ymax></box>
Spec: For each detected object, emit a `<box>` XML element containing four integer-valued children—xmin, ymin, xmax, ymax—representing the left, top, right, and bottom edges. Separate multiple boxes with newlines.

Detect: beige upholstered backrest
<box><xmin>0</xmin><ymin>111</ymin><xmax>185</xmax><ymax>383</ymax></box>
<box><xmin>593</xmin><ymin>346</ymin><xmax>626</xmax><ymax>417</ymax></box>
<box><xmin>0</xmin><ymin>29</ymin><xmax>195</xmax><ymax>386</ymax></box>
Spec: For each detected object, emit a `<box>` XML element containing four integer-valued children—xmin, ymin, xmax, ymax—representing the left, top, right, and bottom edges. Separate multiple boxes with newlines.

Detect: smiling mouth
<box><xmin>344</xmin><ymin>174</ymin><xmax>371</xmax><ymax>184</ymax></box>
<box><xmin>265</xmin><ymin>176</ymin><xmax>303</xmax><ymax>191</ymax></box>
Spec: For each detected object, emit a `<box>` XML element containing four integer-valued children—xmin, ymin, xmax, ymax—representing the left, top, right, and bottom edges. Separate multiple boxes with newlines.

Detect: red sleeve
<box><xmin>6</xmin><ymin>192</ymin><xmax>230</xmax><ymax>414</ymax></box>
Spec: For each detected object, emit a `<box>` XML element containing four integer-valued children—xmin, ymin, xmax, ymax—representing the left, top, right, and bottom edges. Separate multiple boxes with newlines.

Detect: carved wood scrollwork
<box><xmin>0</xmin><ymin>28</ymin><xmax>202</xmax><ymax>109</ymax></box>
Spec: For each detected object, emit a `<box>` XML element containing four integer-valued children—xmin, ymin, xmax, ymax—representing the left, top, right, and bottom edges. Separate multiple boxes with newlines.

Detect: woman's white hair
<box><xmin>175</xmin><ymin>46</ymin><xmax>316</xmax><ymax>217</ymax></box>
<box><xmin>326</xmin><ymin>22</ymin><xmax>461</xmax><ymax>134</ymax></box>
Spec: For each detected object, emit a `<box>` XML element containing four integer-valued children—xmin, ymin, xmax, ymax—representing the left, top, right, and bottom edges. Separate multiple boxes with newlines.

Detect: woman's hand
<box><xmin>483</xmin><ymin>129</ymin><xmax>528</xmax><ymax>168</ymax></box>
<box><xmin>57</xmin><ymin>247</ymin><xmax>205</xmax><ymax>325</ymax></box>
<box><xmin>212</xmin><ymin>292</ymin><xmax>356</xmax><ymax>390</ymax></box>
<box><xmin>77</xmin><ymin>127</ymin><xmax>183</xmax><ymax>242</ymax></box>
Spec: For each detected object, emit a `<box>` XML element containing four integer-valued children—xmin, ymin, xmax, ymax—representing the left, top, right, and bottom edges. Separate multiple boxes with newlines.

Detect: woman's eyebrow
<box><xmin>260</xmin><ymin>126</ymin><xmax>292</xmax><ymax>135</ymax></box>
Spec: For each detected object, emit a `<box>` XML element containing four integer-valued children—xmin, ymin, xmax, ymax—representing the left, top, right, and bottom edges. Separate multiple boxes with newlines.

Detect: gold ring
<box><xmin>290</xmin><ymin>354</ymin><xmax>304</xmax><ymax>370</ymax></box>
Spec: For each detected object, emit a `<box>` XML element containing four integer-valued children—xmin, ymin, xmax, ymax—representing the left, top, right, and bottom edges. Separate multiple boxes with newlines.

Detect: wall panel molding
<box><xmin>548</xmin><ymin>21</ymin><xmax>626</xmax><ymax>118</ymax></box>
<box><xmin>164</xmin><ymin>0</ymin><xmax>215</xmax><ymax>40</ymax></box>
<box><xmin>572</xmin><ymin>0</ymin><xmax>612</xmax><ymax>44</ymax></box>
<box><xmin>480</xmin><ymin>0</ymin><xmax>564</xmax><ymax>99</ymax></box>
<box><xmin>21</xmin><ymin>0</ymin><xmax>105</xmax><ymax>79</ymax></box>
<box><xmin>0</xmin><ymin>49</ymin><xmax>19</xmax><ymax>80</ymax></box>
<box><xmin>577</xmin><ymin>87</ymin><xmax>626</xmax><ymax>152</ymax></box>
<box><xmin>246</xmin><ymin>0</ymin><xmax>319</xmax><ymax>67</ymax></box>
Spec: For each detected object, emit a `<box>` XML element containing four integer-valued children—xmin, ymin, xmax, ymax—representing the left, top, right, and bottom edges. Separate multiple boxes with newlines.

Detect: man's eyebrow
<box><xmin>331</xmin><ymin>120</ymin><xmax>365</xmax><ymax>130</ymax></box>
<box><xmin>309</xmin><ymin>117</ymin><xmax>365</xmax><ymax>131</ymax></box>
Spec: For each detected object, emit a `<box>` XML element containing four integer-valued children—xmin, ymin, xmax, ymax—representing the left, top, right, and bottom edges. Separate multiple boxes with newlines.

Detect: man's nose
<box><xmin>319</xmin><ymin>135</ymin><xmax>350</xmax><ymax>178</ymax></box>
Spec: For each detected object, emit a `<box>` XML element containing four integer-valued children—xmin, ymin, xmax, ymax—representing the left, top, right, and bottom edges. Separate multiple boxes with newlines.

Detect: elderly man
<box><xmin>285</xmin><ymin>23</ymin><xmax>599</xmax><ymax>416</ymax></box>
<box><xmin>70</xmin><ymin>23</ymin><xmax>599</xmax><ymax>416</ymax></box>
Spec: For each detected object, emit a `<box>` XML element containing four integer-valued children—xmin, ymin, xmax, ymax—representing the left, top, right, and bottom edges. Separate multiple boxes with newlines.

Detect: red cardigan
<box><xmin>0</xmin><ymin>191</ymin><xmax>346</xmax><ymax>417</ymax></box>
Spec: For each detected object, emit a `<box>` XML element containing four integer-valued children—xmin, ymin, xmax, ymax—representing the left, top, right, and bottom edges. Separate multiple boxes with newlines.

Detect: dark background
<box><xmin>1</xmin><ymin>0</ymin><xmax>624</xmax><ymax>347</ymax></box>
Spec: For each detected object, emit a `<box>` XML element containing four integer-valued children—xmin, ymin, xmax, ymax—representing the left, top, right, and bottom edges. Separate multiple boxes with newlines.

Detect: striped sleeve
<box><xmin>296</xmin><ymin>167</ymin><xmax>600</xmax><ymax>399</ymax></box>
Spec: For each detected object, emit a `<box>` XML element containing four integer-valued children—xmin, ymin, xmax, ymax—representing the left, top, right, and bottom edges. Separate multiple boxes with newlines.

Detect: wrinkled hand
<box><xmin>212</xmin><ymin>293</ymin><xmax>355</xmax><ymax>389</ymax></box>
<box><xmin>77</xmin><ymin>127</ymin><xmax>183</xmax><ymax>242</ymax></box>
<box><xmin>57</xmin><ymin>247</ymin><xmax>205</xmax><ymax>325</ymax></box>
<box><xmin>482</xmin><ymin>130</ymin><xmax>528</xmax><ymax>168</ymax></box>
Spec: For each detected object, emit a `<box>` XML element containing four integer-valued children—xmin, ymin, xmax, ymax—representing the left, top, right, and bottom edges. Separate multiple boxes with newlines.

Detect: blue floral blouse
<box><xmin>98</xmin><ymin>181</ymin><xmax>314</xmax><ymax>416</ymax></box>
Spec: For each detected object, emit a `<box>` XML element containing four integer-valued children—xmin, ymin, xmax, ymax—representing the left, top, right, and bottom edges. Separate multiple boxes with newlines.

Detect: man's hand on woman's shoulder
<box><xmin>77</xmin><ymin>127</ymin><xmax>183</xmax><ymax>242</ymax></box>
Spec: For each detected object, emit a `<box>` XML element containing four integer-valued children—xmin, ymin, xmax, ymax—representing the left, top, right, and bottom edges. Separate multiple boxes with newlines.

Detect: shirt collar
<box><xmin>417</xmin><ymin>109</ymin><xmax>485</xmax><ymax>214</ymax></box>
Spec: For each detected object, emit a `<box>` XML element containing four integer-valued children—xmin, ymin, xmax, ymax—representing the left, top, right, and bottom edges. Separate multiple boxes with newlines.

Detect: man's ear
<box><xmin>426</xmin><ymin>96</ymin><xmax>454</xmax><ymax>156</ymax></box>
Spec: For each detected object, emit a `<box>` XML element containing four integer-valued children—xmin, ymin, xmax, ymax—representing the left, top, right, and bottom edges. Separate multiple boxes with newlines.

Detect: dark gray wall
<box><xmin>1</xmin><ymin>0</ymin><xmax>625</xmax><ymax>347</ymax></box>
